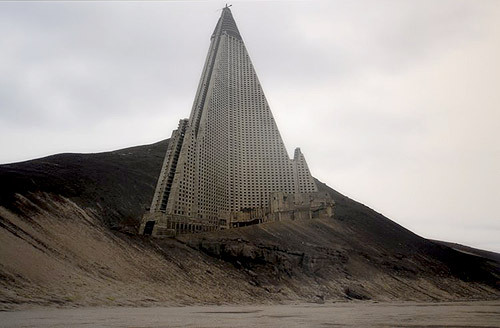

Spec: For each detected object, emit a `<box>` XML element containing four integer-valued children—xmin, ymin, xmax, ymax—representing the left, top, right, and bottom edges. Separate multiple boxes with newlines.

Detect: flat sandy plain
<box><xmin>1</xmin><ymin>301</ymin><xmax>499</xmax><ymax>328</ymax></box>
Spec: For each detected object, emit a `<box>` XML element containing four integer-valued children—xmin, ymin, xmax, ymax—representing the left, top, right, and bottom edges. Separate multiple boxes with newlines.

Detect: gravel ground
<box><xmin>1</xmin><ymin>301</ymin><xmax>499</xmax><ymax>328</ymax></box>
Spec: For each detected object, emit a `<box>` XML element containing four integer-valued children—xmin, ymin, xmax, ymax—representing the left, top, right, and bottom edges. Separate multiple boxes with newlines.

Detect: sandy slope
<box><xmin>0</xmin><ymin>193</ymin><xmax>271</xmax><ymax>310</ymax></box>
<box><xmin>0</xmin><ymin>192</ymin><xmax>498</xmax><ymax>310</ymax></box>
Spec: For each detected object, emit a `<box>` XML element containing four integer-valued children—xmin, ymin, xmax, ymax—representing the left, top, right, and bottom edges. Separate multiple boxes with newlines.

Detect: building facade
<box><xmin>140</xmin><ymin>7</ymin><xmax>322</xmax><ymax>236</ymax></box>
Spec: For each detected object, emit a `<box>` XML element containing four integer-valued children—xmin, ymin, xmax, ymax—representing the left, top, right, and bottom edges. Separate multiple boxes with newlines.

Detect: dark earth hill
<box><xmin>431</xmin><ymin>240</ymin><xmax>500</xmax><ymax>264</ymax></box>
<box><xmin>0</xmin><ymin>140</ymin><xmax>167</xmax><ymax>228</ymax></box>
<box><xmin>0</xmin><ymin>140</ymin><xmax>498</xmax><ymax>309</ymax></box>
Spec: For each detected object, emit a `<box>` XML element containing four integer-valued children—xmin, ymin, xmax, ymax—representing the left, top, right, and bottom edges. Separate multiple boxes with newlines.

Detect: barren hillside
<box><xmin>0</xmin><ymin>140</ymin><xmax>498</xmax><ymax>309</ymax></box>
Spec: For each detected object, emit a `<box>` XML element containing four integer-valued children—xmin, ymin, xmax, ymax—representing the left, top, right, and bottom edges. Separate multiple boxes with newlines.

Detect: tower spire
<box><xmin>212</xmin><ymin>3</ymin><xmax>241</xmax><ymax>40</ymax></box>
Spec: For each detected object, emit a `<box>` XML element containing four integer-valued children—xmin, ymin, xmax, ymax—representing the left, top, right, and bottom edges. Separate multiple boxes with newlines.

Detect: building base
<box><xmin>139</xmin><ymin>192</ymin><xmax>334</xmax><ymax>237</ymax></box>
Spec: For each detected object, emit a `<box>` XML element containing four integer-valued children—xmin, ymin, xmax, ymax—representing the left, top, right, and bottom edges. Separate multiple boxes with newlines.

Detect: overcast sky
<box><xmin>1</xmin><ymin>0</ymin><xmax>499</xmax><ymax>252</ymax></box>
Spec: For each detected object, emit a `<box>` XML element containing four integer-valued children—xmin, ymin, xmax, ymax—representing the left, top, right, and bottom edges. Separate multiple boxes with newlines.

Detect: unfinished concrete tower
<box><xmin>141</xmin><ymin>7</ymin><xmax>318</xmax><ymax>236</ymax></box>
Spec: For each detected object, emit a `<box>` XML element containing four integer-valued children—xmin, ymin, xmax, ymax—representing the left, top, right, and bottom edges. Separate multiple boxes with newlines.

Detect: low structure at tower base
<box><xmin>139</xmin><ymin>192</ymin><xmax>334</xmax><ymax>237</ymax></box>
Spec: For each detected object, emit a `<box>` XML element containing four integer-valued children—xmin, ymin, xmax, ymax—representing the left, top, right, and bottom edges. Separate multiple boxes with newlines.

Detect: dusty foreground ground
<box><xmin>1</xmin><ymin>301</ymin><xmax>499</xmax><ymax>328</ymax></box>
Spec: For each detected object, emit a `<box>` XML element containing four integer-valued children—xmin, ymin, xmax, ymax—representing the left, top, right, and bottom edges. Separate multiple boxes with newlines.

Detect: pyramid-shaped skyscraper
<box><xmin>141</xmin><ymin>7</ymin><xmax>322</xmax><ymax>236</ymax></box>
